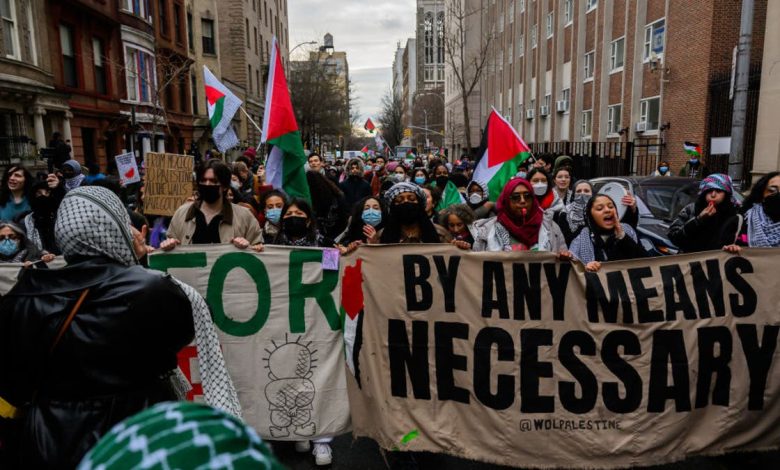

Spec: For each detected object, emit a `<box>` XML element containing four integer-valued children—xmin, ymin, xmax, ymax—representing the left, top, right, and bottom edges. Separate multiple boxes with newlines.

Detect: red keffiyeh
<box><xmin>496</xmin><ymin>178</ymin><xmax>544</xmax><ymax>247</ymax></box>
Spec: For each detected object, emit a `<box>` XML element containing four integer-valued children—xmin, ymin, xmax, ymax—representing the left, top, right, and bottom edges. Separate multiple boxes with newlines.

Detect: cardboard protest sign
<box><xmin>150</xmin><ymin>244</ymin><xmax>351</xmax><ymax>440</ymax></box>
<box><xmin>343</xmin><ymin>245</ymin><xmax>780</xmax><ymax>468</ymax></box>
<box><xmin>144</xmin><ymin>152</ymin><xmax>193</xmax><ymax>216</ymax></box>
<box><xmin>115</xmin><ymin>152</ymin><xmax>140</xmax><ymax>186</ymax></box>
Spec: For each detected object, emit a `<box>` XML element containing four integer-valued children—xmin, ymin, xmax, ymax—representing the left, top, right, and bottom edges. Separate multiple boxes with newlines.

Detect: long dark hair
<box><xmin>343</xmin><ymin>196</ymin><xmax>385</xmax><ymax>244</ymax></box>
<box><xmin>380</xmin><ymin>191</ymin><xmax>440</xmax><ymax>244</ymax></box>
<box><xmin>0</xmin><ymin>165</ymin><xmax>33</xmax><ymax>205</ymax></box>
<box><xmin>277</xmin><ymin>197</ymin><xmax>319</xmax><ymax>243</ymax></box>
<box><xmin>742</xmin><ymin>171</ymin><xmax>780</xmax><ymax>213</ymax></box>
<box><xmin>527</xmin><ymin>168</ymin><xmax>553</xmax><ymax>195</ymax></box>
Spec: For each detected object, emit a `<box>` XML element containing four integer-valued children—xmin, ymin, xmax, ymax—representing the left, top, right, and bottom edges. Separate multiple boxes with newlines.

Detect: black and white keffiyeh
<box><xmin>55</xmin><ymin>187</ymin><xmax>242</xmax><ymax>418</ymax></box>
<box><xmin>384</xmin><ymin>181</ymin><xmax>426</xmax><ymax>205</ymax></box>
<box><xmin>570</xmin><ymin>224</ymin><xmax>638</xmax><ymax>263</ymax></box>
<box><xmin>747</xmin><ymin>204</ymin><xmax>780</xmax><ymax>248</ymax></box>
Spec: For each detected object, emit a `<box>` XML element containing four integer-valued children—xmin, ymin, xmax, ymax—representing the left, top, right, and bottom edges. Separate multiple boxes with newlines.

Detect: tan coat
<box><xmin>167</xmin><ymin>201</ymin><xmax>263</xmax><ymax>245</ymax></box>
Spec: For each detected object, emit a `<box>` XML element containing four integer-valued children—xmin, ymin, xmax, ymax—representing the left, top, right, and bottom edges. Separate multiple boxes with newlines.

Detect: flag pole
<box><xmin>240</xmin><ymin>106</ymin><xmax>263</xmax><ymax>135</ymax></box>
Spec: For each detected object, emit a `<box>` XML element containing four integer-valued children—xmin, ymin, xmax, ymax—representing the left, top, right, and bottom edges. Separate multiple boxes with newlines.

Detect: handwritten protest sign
<box><xmin>343</xmin><ymin>246</ymin><xmax>780</xmax><ymax>468</ymax></box>
<box><xmin>144</xmin><ymin>152</ymin><xmax>193</xmax><ymax>216</ymax></box>
<box><xmin>150</xmin><ymin>244</ymin><xmax>351</xmax><ymax>440</ymax></box>
<box><xmin>114</xmin><ymin>152</ymin><xmax>140</xmax><ymax>186</ymax></box>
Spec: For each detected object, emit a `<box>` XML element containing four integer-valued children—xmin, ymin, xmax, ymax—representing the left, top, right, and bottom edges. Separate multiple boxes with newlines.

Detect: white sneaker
<box><xmin>312</xmin><ymin>443</ymin><xmax>333</xmax><ymax>466</ymax></box>
<box><xmin>294</xmin><ymin>440</ymin><xmax>311</xmax><ymax>453</ymax></box>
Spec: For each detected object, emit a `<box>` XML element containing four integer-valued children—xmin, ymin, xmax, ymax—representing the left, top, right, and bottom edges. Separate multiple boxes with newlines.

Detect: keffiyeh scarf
<box><xmin>55</xmin><ymin>187</ymin><xmax>242</xmax><ymax>417</ymax></box>
<box><xmin>747</xmin><ymin>204</ymin><xmax>780</xmax><ymax>248</ymax></box>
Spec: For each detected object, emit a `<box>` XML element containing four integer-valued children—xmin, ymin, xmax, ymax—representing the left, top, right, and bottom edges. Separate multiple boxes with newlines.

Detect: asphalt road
<box><xmin>270</xmin><ymin>433</ymin><xmax>779</xmax><ymax>470</ymax></box>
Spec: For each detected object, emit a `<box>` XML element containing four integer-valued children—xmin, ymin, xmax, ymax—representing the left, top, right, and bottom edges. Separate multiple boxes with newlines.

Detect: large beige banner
<box><xmin>343</xmin><ymin>245</ymin><xmax>780</xmax><ymax>468</ymax></box>
<box><xmin>150</xmin><ymin>245</ymin><xmax>351</xmax><ymax>440</ymax></box>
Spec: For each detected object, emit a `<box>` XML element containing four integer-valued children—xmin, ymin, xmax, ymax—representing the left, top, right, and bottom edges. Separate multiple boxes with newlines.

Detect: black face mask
<box><xmin>198</xmin><ymin>184</ymin><xmax>222</xmax><ymax>204</ymax></box>
<box><xmin>763</xmin><ymin>193</ymin><xmax>780</xmax><ymax>221</ymax></box>
<box><xmin>31</xmin><ymin>195</ymin><xmax>57</xmax><ymax>215</ymax></box>
<box><xmin>283</xmin><ymin>216</ymin><xmax>309</xmax><ymax>238</ymax></box>
<box><xmin>435</xmin><ymin>175</ymin><xmax>449</xmax><ymax>188</ymax></box>
<box><xmin>392</xmin><ymin>202</ymin><xmax>421</xmax><ymax>225</ymax></box>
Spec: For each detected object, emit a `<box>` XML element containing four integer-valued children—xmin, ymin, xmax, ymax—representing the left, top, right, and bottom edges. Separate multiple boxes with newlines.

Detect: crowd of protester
<box><xmin>1</xmin><ymin>143</ymin><xmax>780</xmax><ymax>468</ymax></box>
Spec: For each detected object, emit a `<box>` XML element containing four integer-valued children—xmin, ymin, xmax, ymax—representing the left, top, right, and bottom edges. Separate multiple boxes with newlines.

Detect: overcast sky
<box><xmin>288</xmin><ymin>0</ymin><xmax>417</xmax><ymax>124</ymax></box>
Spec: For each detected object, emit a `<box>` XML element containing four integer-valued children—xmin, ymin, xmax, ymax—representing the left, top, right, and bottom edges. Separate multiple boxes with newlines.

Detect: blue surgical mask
<box><xmin>659</xmin><ymin>166</ymin><xmax>669</xmax><ymax>174</ymax></box>
<box><xmin>414</xmin><ymin>176</ymin><xmax>426</xmax><ymax>185</ymax></box>
<box><xmin>364</xmin><ymin>165</ymin><xmax>372</xmax><ymax>172</ymax></box>
<box><xmin>517</xmin><ymin>171</ymin><xmax>528</xmax><ymax>180</ymax></box>
<box><xmin>689</xmin><ymin>158</ymin><xmax>699</xmax><ymax>165</ymax></box>
<box><xmin>266</xmin><ymin>208</ymin><xmax>282</xmax><ymax>224</ymax></box>
<box><xmin>0</xmin><ymin>238</ymin><xmax>19</xmax><ymax>257</ymax></box>
<box><xmin>361</xmin><ymin>208</ymin><xmax>382</xmax><ymax>227</ymax></box>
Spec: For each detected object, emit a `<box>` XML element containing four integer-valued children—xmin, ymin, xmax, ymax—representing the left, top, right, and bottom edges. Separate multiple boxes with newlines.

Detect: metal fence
<box><xmin>0</xmin><ymin>111</ymin><xmax>34</xmax><ymax>163</ymax></box>
<box><xmin>530</xmin><ymin>141</ymin><xmax>656</xmax><ymax>179</ymax></box>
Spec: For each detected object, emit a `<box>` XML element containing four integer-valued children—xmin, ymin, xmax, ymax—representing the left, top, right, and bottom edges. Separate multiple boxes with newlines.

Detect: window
<box><xmin>60</xmin><ymin>24</ymin><xmax>77</xmax><ymax>87</ymax></box>
<box><xmin>178</xmin><ymin>74</ymin><xmax>187</xmax><ymax>112</ymax></box>
<box><xmin>260</xmin><ymin>33</ymin><xmax>264</xmax><ymax>61</ymax></box>
<box><xmin>424</xmin><ymin>11</ymin><xmax>434</xmax><ymax>64</ymax></box>
<box><xmin>92</xmin><ymin>38</ymin><xmax>107</xmax><ymax>95</ymax></box>
<box><xmin>436</xmin><ymin>12</ymin><xmax>444</xmax><ymax>64</ymax></box>
<box><xmin>610</xmin><ymin>37</ymin><xmax>624</xmax><ymax>71</ymax></box>
<box><xmin>158</xmin><ymin>0</ymin><xmax>168</xmax><ymax>36</ymax></box>
<box><xmin>644</xmin><ymin>19</ymin><xmax>665</xmax><ymax>60</ymax></box>
<box><xmin>187</xmin><ymin>12</ymin><xmax>193</xmax><ymax>51</ymax></box>
<box><xmin>1</xmin><ymin>0</ymin><xmax>19</xmax><ymax>59</ymax></box>
<box><xmin>563</xmin><ymin>0</ymin><xmax>573</xmax><ymax>25</ymax></box>
<box><xmin>254</xmin><ymin>27</ymin><xmax>258</xmax><ymax>54</ymax></box>
<box><xmin>174</xmin><ymin>4</ymin><xmax>182</xmax><ymax>44</ymax></box>
<box><xmin>123</xmin><ymin>0</ymin><xmax>152</xmax><ymax>22</ymax></box>
<box><xmin>517</xmin><ymin>33</ymin><xmax>524</xmax><ymax>57</ymax></box>
<box><xmin>639</xmin><ymin>96</ymin><xmax>661</xmax><ymax>130</ymax></box>
<box><xmin>581</xmin><ymin>110</ymin><xmax>592</xmax><ymax>138</ymax></box>
<box><xmin>519</xmin><ymin>0</ymin><xmax>525</xmax><ymax>13</ymax></box>
<box><xmin>245</xmin><ymin>18</ymin><xmax>250</xmax><ymax>48</ymax></box>
<box><xmin>586</xmin><ymin>0</ymin><xmax>598</xmax><ymax>12</ymax></box>
<box><xmin>508</xmin><ymin>1</ymin><xmax>514</xmax><ymax>21</ymax></box>
<box><xmin>256</xmin><ymin>69</ymin><xmax>260</xmax><ymax>96</ymax></box>
<box><xmin>546</xmin><ymin>12</ymin><xmax>553</xmax><ymax>38</ymax></box>
<box><xmin>248</xmin><ymin>64</ymin><xmax>252</xmax><ymax>94</ymax></box>
<box><xmin>531</xmin><ymin>24</ymin><xmax>537</xmax><ymax>48</ymax></box>
<box><xmin>201</xmin><ymin>19</ymin><xmax>215</xmax><ymax>54</ymax></box>
<box><xmin>543</xmin><ymin>93</ymin><xmax>551</xmax><ymax>116</ymax></box>
<box><xmin>125</xmin><ymin>46</ymin><xmax>157</xmax><ymax>103</ymax></box>
<box><xmin>191</xmin><ymin>72</ymin><xmax>198</xmax><ymax>114</ymax></box>
<box><xmin>560</xmin><ymin>88</ymin><xmax>570</xmax><ymax>112</ymax></box>
<box><xmin>498</xmin><ymin>12</ymin><xmax>504</xmax><ymax>33</ymax></box>
<box><xmin>607</xmin><ymin>104</ymin><xmax>622</xmax><ymax>135</ymax></box>
<box><xmin>583</xmin><ymin>51</ymin><xmax>594</xmax><ymax>80</ymax></box>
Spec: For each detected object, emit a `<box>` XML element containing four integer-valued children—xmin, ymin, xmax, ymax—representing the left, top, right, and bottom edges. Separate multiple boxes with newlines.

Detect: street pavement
<box><xmin>271</xmin><ymin>433</ymin><xmax>779</xmax><ymax>469</ymax></box>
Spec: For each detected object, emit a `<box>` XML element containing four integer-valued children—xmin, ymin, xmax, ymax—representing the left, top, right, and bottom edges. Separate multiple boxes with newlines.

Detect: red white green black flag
<box><xmin>203</xmin><ymin>66</ymin><xmax>242</xmax><ymax>153</ymax></box>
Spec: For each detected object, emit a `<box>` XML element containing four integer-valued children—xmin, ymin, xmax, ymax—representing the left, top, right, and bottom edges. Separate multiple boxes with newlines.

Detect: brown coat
<box><xmin>167</xmin><ymin>201</ymin><xmax>263</xmax><ymax>245</ymax></box>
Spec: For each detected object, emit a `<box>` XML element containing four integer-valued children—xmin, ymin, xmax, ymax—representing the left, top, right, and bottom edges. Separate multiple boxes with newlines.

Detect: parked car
<box><xmin>589</xmin><ymin>177</ymin><xmax>743</xmax><ymax>256</ymax></box>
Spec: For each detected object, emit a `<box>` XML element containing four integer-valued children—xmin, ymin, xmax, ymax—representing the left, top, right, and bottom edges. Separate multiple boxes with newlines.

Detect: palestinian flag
<box><xmin>360</xmin><ymin>145</ymin><xmax>369</xmax><ymax>156</ymax></box>
<box><xmin>261</xmin><ymin>37</ymin><xmax>311</xmax><ymax>203</ymax></box>
<box><xmin>435</xmin><ymin>180</ymin><xmax>466</xmax><ymax>211</ymax></box>
<box><xmin>204</xmin><ymin>66</ymin><xmax>242</xmax><ymax>153</ymax></box>
<box><xmin>473</xmin><ymin>107</ymin><xmax>533</xmax><ymax>201</ymax></box>
<box><xmin>684</xmin><ymin>141</ymin><xmax>702</xmax><ymax>158</ymax></box>
<box><xmin>341</xmin><ymin>259</ymin><xmax>364</xmax><ymax>387</ymax></box>
<box><xmin>364</xmin><ymin>118</ymin><xmax>376</xmax><ymax>134</ymax></box>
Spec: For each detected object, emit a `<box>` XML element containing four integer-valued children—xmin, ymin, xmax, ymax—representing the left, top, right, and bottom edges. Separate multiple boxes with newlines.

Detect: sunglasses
<box><xmin>509</xmin><ymin>192</ymin><xmax>533</xmax><ymax>202</ymax></box>
<box><xmin>0</xmin><ymin>235</ymin><xmax>18</xmax><ymax>241</ymax></box>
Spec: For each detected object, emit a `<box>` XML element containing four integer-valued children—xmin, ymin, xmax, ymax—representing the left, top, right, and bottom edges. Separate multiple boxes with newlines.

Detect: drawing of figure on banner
<box><xmin>264</xmin><ymin>335</ymin><xmax>318</xmax><ymax>438</ymax></box>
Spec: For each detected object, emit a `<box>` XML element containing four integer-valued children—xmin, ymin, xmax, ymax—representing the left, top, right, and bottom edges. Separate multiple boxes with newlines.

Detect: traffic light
<box><xmin>403</xmin><ymin>128</ymin><xmax>412</xmax><ymax>138</ymax></box>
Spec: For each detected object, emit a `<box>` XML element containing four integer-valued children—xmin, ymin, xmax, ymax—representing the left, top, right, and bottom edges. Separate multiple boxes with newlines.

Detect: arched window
<box><xmin>436</xmin><ymin>12</ymin><xmax>445</xmax><ymax>64</ymax></box>
<box><xmin>424</xmin><ymin>12</ymin><xmax>434</xmax><ymax>64</ymax></box>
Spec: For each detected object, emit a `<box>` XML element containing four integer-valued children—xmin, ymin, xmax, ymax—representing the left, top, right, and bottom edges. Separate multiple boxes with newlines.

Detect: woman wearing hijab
<box><xmin>259</xmin><ymin>190</ymin><xmax>287</xmax><ymax>243</ymax></box>
<box><xmin>380</xmin><ymin>182</ymin><xmax>449</xmax><ymax>244</ymax></box>
<box><xmin>472</xmin><ymin>178</ymin><xmax>569</xmax><ymax>254</ymax></box>
<box><xmin>465</xmin><ymin>180</ymin><xmax>496</xmax><ymax>219</ymax></box>
<box><xmin>668</xmin><ymin>174</ymin><xmax>741</xmax><ymax>253</ymax></box>
<box><xmin>570</xmin><ymin>194</ymin><xmax>647</xmax><ymax>272</ymax></box>
<box><xmin>0</xmin><ymin>221</ymin><xmax>49</xmax><ymax>264</ymax></box>
<box><xmin>554</xmin><ymin>180</ymin><xmax>593</xmax><ymax>245</ymax></box>
<box><xmin>527</xmin><ymin>168</ymin><xmax>564</xmax><ymax>212</ymax></box>
<box><xmin>61</xmin><ymin>159</ymin><xmax>86</xmax><ymax>192</ymax></box>
<box><xmin>23</xmin><ymin>179</ymin><xmax>65</xmax><ymax>255</ymax></box>
<box><xmin>724</xmin><ymin>171</ymin><xmax>780</xmax><ymax>251</ymax></box>
<box><xmin>0</xmin><ymin>165</ymin><xmax>32</xmax><ymax>221</ymax></box>
<box><xmin>0</xmin><ymin>186</ymin><xmax>198</xmax><ymax>468</ymax></box>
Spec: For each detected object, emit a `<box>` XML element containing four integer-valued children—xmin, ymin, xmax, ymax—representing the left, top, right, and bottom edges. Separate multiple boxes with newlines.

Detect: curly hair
<box><xmin>438</xmin><ymin>204</ymin><xmax>476</xmax><ymax>227</ymax></box>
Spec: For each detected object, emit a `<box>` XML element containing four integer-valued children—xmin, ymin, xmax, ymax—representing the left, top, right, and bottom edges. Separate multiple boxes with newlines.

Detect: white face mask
<box><xmin>230</xmin><ymin>181</ymin><xmax>241</xmax><ymax>190</ymax></box>
<box><xmin>469</xmin><ymin>193</ymin><xmax>483</xmax><ymax>204</ymax></box>
<box><xmin>532</xmin><ymin>183</ymin><xmax>548</xmax><ymax>196</ymax></box>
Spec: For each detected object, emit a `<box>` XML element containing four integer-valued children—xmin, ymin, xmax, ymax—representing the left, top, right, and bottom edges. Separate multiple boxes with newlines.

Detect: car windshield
<box><xmin>636</xmin><ymin>183</ymin><xmax>698</xmax><ymax>221</ymax></box>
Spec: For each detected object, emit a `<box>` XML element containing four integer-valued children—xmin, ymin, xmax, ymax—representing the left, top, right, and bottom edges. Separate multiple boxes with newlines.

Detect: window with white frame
<box><xmin>508</xmin><ymin>41</ymin><xmax>513</xmax><ymax>64</ymax></box>
<box><xmin>543</xmin><ymin>93</ymin><xmax>551</xmax><ymax>116</ymax></box>
<box><xmin>60</xmin><ymin>24</ymin><xmax>77</xmax><ymax>87</ymax></box>
<box><xmin>508</xmin><ymin>1</ymin><xmax>514</xmax><ymax>21</ymax></box>
<box><xmin>607</xmin><ymin>104</ymin><xmax>622</xmax><ymax>135</ymax></box>
<box><xmin>498</xmin><ymin>12</ymin><xmax>504</xmax><ymax>33</ymax></box>
<box><xmin>517</xmin><ymin>33</ymin><xmax>524</xmax><ymax>56</ymax></box>
<box><xmin>563</xmin><ymin>0</ymin><xmax>573</xmax><ymax>25</ymax></box>
<box><xmin>610</xmin><ymin>37</ymin><xmax>624</xmax><ymax>71</ymax></box>
<box><xmin>531</xmin><ymin>24</ymin><xmax>537</xmax><ymax>48</ymax></box>
<box><xmin>201</xmin><ymin>19</ymin><xmax>215</xmax><ymax>54</ymax></box>
<box><xmin>583</xmin><ymin>51</ymin><xmax>594</xmax><ymax>80</ymax></box>
<box><xmin>530</xmin><ymin>98</ymin><xmax>536</xmax><ymax>116</ymax></box>
<box><xmin>586</xmin><ymin>0</ymin><xmax>598</xmax><ymax>12</ymax></box>
<box><xmin>639</xmin><ymin>96</ymin><xmax>661</xmax><ymax>130</ymax></box>
<box><xmin>581</xmin><ymin>110</ymin><xmax>592</xmax><ymax>138</ymax></box>
<box><xmin>123</xmin><ymin>0</ymin><xmax>152</xmax><ymax>22</ymax></box>
<box><xmin>125</xmin><ymin>46</ymin><xmax>157</xmax><ymax>103</ymax></box>
<box><xmin>644</xmin><ymin>19</ymin><xmax>665</xmax><ymax>60</ymax></box>
<box><xmin>93</xmin><ymin>38</ymin><xmax>107</xmax><ymax>95</ymax></box>
<box><xmin>1</xmin><ymin>0</ymin><xmax>19</xmax><ymax>59</ymax></box>
<box><xmin>519</xmin><ymin>0</ymin><xmax>525</xmax><ymax>13</ymax></box>
<box><xmin>561</xmin><ymin>87</ymin><xmax>570</xmax><ymax>111</ymax></box>
<box><xmin>546</xmin><ymin>12</ymin><xmax>554</xmax><ymax>38</ymax></box>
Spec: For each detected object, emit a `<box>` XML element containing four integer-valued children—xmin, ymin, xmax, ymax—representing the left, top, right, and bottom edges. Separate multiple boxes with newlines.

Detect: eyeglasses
<box><xmin>0</xmin><ymin>235</ymin><xmax>18</xmax><ymax>241</ymax></box>
<box><xmin>509</xmin><ymin>192</ymin><xmax>532</xmax><ymax>202</ymax></box>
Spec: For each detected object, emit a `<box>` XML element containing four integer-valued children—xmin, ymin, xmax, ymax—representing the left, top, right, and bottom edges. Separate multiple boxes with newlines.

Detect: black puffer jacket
<box><xmin>668</xmin><ymin>200</ymin><xmax>740</xmax><ymax>253</ymax></box>
<box><xmin>0</xmin><ymin>256</ymin><xmax>194</xmax><ymax>469</ymax></box>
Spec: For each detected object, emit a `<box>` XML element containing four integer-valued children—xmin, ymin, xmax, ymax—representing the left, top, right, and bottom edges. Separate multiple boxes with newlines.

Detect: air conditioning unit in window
<box><xmin>539</xmin><ymin>105</ymin><xmax>550</xmax><ymax>116</ymax></box>
<box><xmin>635</xmin><ymin>121</ymin><xmax>647</xmax><ymax>132</ymax></box>
<box><xmin>556</xmin><ymin>100</ymin><xmax>569</xmax><ymax>113</ymax></box>
<box><xmin>526</xmin><ymin>109</ymin><xmax>535</xmax><ymax>120</ymax></box>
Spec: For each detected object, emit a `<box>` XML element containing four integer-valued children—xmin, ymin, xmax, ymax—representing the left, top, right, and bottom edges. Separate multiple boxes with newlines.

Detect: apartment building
<box><xmin>448</xmin><ymin>0</ymin><xmax>766</xmax><ymax>173</ymax></box>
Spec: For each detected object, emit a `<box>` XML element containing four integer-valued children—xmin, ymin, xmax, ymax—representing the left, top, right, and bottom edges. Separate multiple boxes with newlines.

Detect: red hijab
<box><xmin>496</xmin><ymin>178</ymin><xmax>544</xmax><ymax>247</ymax></box>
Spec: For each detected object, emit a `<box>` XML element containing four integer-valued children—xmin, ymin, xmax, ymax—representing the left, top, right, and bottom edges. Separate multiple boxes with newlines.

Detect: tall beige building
<box><xmin>751</xmin><ymin>0</ymin><xmax>780</xmax><ymax>180</ymax></box>
<box><xmin>216</xmin><ymin>0</ymin><xmax>289</xmax><ymax>152</ymax></box>
<box><xmin>187</xmin><ymin>0</ymin><xmax>223</xmax><ymax>154</ymax></box>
